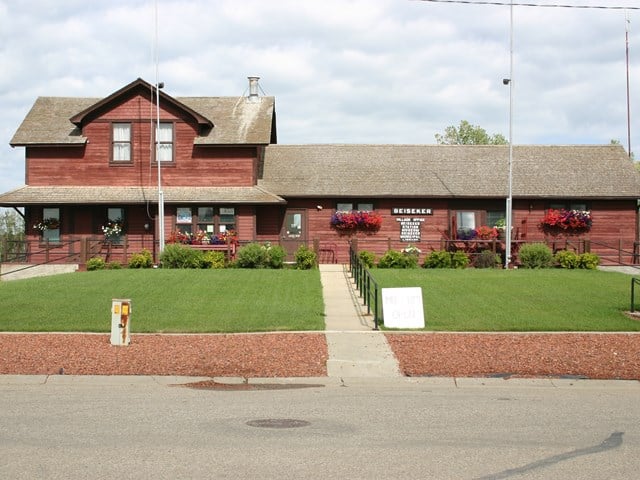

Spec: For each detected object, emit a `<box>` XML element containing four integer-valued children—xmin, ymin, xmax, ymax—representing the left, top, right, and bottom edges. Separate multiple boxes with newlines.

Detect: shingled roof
<box><xmin>0</xmin><ymin>186</ymin><xmax>284</xmax><ymax>206</ymax></box>
<box><xmin>258</xmin><ymin>144</ymin><xmax>640</xmax><ymax>199</ymax></box>
<box><xmin>10</xmin><ymin>79</ymin><xmax>276</xmax><ymax>146</ymax></box>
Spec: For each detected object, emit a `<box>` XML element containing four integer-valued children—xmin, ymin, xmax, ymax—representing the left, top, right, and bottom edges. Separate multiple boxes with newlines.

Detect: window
<box><xmin>108</xmin><ymin>208</ymin><xmax>124</xmax><ymax>224</ymax></box>
<box><xmin>41</xmin><ymin>207</ymin><xmax>60</xmax><ymax>243</ymax></box>
<box><xmin>336</xmin><ymin>202</ymin><xmax>374</xmax><ymax>211</ymax></box>
<box><xmin>549</xmin><ymin>202</ymin><xmax>588</xmax><ymax>211</ymax></box>
<box><xmin>176</xmin><ymin>206</ymin><xmax>236</xmax><ymax>235</ymax></box>
<box><xmin>456</xmin><ymin>211</ymin><xmax>476</xmax><ymax>230</ymax></box>
<box><xmin>112</xmin><ymin>123</ymin><xmax>131</xmax><ymax>162</ymax></box>
<box><xmin>104</xmin><ymin>208</ymin><xmax>125</xmax><ymax>243</ymax></box>
<box><xmin>156</xmin><ymin>123</ymin><xmax>173</xmax><ymax>162</ymax></box>
<box><xmin>487</xmin><ymin>211</ymin><xmax>506</xmax><ymax>228</ymax></box>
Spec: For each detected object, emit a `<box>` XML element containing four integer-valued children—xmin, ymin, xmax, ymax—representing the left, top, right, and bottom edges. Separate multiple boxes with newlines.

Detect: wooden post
<box><xmin>619</xmin><ymin>239</ymin><xmax>623</xmax><ymax>264</ymax></box>
<box><xmin>122</xmin><ymin>235</ymin><xmax>128</xmax><ymax>264</ymax></box>
<box><xmin>81</xmin><ymin>237</ymin><xmax>88</xmax><ymax>263</ymax></box>
<box><xmin>313</xmin><ymin>238</ymin><xmax>320</xmax><ymax>267</ymax></box>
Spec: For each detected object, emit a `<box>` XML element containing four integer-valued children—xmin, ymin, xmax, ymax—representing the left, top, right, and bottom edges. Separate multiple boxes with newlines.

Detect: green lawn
<box><xmin>370</xmin><ymin>269</ymin><xmax>640</xmax><ymax>331</ymax></box>
<box><xmin>0</xmin><ymin>269</ymin><xmax>325</xmax><ymax>333</ymax></box>
<box><xmin>2</xmin><ymin>268</ymin><xmax>640</xmax><ymax>333</ymax></box>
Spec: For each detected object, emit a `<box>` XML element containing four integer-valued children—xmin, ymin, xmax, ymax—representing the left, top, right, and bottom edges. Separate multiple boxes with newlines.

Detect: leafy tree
<box><xmin>0</xmin><ymin>209</ymin><xmax>25</xmax><ymax>260</ymax></box>
<box><xmin>435</xmin><ymin>120</ymin><xmax>507</xmax><ymax>145</ymax></box>
<box><xmin>610</xmin><ymin>139</ymin><xmax>635</xmax><ymax>161</ymax></box>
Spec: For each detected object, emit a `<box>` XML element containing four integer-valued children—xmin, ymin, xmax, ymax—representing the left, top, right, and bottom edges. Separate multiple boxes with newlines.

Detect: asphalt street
<box><xmin>0</xmin><ymin>376</ymin><xmax>638</xmax><ymax>479</ymax></box>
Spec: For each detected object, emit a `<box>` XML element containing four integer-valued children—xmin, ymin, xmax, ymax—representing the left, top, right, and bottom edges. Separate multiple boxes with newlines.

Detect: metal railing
<box><xmin>630</xmin><ymin>277</ymin><xmax>640</xmax><ymax>313</ymax></box>
<box><xmin>349</xmin><ymin>244</ymin><xmax>381</xmax><ymax>329</ymax></box>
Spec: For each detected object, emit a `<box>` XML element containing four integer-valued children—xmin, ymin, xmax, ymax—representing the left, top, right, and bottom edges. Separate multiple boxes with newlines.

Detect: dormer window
<box><xmin>157</xmin><ymin>123</ymin><xmax>174</xmax><ymax>163</ymax></box>
<box><xmin>112</xmin><ymin>123</ymin><xmax>132</xmax><ymax>162</ymax></box>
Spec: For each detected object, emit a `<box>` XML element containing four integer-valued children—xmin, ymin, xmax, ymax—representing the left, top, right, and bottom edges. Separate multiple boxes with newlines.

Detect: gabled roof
<box><xmin>258</xmin><ymin>144</ymin><xmax>640</xmax><ymax>199</ymax></box>
<box><xmin>0</xmin><ymin>186</ymin><xmax>284</xmax><ymax>206</ymax></box>
<box><xmin>10</xmin><ymin>79</ymin><xmax>276</xmax><ymax>146</ymax></box>
<box><xmin>68</xmin><ymin>78</ymin><xmax>213</xmax><ymax>129</ymax></box>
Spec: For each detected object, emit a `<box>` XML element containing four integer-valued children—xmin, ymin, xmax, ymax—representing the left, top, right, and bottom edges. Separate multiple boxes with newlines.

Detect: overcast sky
<box><xmin>1</xmin><ymin>0</ymin><xmax>639</xmax><ymax>193</ymax></box>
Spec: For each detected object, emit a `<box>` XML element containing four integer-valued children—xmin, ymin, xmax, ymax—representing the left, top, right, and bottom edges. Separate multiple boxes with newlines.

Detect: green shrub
<box><xmin>201</xmin><ymin>251</ymin><xmax>226</xmax><ymax>269</ymax></box>
<box><xmin>265</xmin><ymin>244</ymin><xmax>286</xmax><ymax>269</ymax></box>
<box><xmin>518</xmin><ymin>243</ymin><xmax>554</xmax><ymax>269</ymax></box>
<box><xmin>378</xmin><ymin>250</ymin><xmax>418</xmax><ymax>269</ymax></box>
<box><xmin>358</xmin><ymin>250</ymin><xmax>376</xmax><ymax>269</ymax></box>
<box><xmin>555</xmin><ymin>250</ymin><xmax>579</xmax><ymax>269</ymax></box>
<box><xmin>160</xmin><ymin>243</ymin><xmax>203</xmax><ymax>269</ymax></box>
<box><xmin>423</xmin><ymin>250</ymin><xmax>452</xmax><ymax>269</ymax></box>
<box><xmin>128</xmin><ymin>249</ymin><xmax>154</xmax><ymax>269</ymax></box>
<box><xmin>235</xmin><ymin>242</ymin><xmax>285</xmax><ymax>269</ymax></box>
<box><xmin>474</xmin><ymin>250</ymin><xmax>500</xmax><ymax>269</ymax></box>
<box><xmin>236</xmin><ymin>243</ymin><xmax>268</xmax><ymax>268</ymax></box>
<box><xmin>295</xmin><ymin>244</ymin><xmax>317</xmax><ymax>270</ymax></box>
<box><xmin>107</xmin><ymin>261</ymin><xmax>122</xmax><ymax>270</ymax></box>
<box><xmin>451</xmin><ymin>251</ymin><xmax>470</xmax><ymax>269</ymax></box>
<box><xmin>578</xmin><ymin>252</ymin><xmax>600</xmax><ymax>270</ymax></box>
<box><xmin>86</xmin><ymin>257</ymin><xmax>106</xmax><ymax>271</ymax></box>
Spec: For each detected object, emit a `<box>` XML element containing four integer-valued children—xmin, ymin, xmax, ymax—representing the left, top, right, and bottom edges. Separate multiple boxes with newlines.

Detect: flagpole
<box><xmin>155</xmin><ymin>0</ymin><xmax>165</xmax><ymax>253</ymax></box>
<box><xmin>505</xmin><ymin>0</ymin><xmax>514</xmax><ymax>269</ymax></box>
<box><xmin>626</xmin><ymin>11</ymin><xmax>632</xmax><ymax>158</ymax></box>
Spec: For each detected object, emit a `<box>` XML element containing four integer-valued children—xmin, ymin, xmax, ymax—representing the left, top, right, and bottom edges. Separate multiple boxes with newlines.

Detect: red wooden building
<box><xmin>1</xmin><ymin>77</ymin><xmax>640</xmax><ymax>266</ymax></box>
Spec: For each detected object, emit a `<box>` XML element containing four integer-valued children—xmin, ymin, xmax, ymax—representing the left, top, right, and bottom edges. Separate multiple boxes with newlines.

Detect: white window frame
<box><xmin>112</xmin><ymin>123</ymin><xmax>132</xmax><ymax>162</ymax></box>
<box><xmin>156</xmin><ymin>123</ymin><xmax>174</xmax><ymax>163</ymax></box>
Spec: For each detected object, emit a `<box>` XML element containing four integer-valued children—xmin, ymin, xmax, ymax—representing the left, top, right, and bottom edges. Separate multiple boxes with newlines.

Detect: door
<box><xmin>280</xmin><ymin>209</ymin><xmax>306</xmax><ymax>261</ymax></box>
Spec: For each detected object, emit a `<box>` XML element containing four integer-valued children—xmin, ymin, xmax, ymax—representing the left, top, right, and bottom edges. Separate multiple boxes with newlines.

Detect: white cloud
<box><xmin>1</xmin><ymin>0</ymin><xmax>639</xmax><ymax>193</ymax></box>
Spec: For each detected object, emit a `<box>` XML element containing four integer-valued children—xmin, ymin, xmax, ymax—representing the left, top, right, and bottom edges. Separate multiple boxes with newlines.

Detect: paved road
<box><xmin>1</xmin><ymin>376</ymin><xmax>639</xmax><ymax>479</ymax></box>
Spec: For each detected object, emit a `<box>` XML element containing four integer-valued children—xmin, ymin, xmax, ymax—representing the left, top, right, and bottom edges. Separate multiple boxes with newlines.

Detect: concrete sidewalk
<box><xmin>319</xmin><ymin>264</ymin><xmax>401</xmax><ymax>378</ymax></box>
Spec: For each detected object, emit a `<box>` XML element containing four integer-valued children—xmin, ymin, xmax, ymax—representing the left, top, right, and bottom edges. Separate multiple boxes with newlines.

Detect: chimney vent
<box><xmin>247</xmin><ymin>76</ymin><xmax>260</xmax><ymax>101</ymax></box>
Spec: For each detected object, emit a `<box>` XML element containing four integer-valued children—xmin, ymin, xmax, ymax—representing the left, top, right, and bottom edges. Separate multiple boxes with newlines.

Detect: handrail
<box><xmin>631</xmin><ymin>277</ymin><xmax>640</xmax><ymax>313</ymax></box>
<box><xmin>349</xmin><ymin>244</ymin><xmax>381</xmax><ymax>329</ymax></box>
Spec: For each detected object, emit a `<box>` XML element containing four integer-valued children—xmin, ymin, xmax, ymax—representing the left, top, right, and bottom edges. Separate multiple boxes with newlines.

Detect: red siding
<box><xmin>26</xmin><ymin>94</ymin><xmax>257</xmax><ymax>187</ymax></box>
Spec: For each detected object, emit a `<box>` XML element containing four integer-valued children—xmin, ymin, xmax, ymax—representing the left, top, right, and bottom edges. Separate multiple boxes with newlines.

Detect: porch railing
<box><xmin>349</xmin><ymin>244</ymin><xmax>381</xmax><ymax>329</ymax></box>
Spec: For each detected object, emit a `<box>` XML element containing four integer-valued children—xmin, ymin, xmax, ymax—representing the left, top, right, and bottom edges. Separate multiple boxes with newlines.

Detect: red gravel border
<box><xmin>386</xmin><ymin>333</ymin><xmax>640</xmax><ymax>380</ymax></box>
<box><xmin>1</xmin><ymin>332</ymin><xmax>639</xmax><ymax>380</ymax></box>
<box><xmin>0</xmin><ymin>333</ymin><xmax>328</xmax><ymax>378</ymax></box>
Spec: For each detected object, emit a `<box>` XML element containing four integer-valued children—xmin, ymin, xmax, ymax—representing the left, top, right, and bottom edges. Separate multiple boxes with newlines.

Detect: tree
<box><xmin>435</xmin><ymin>120</ymin><xmax>507</xmax><ymax>145</ymax></box>
<box><xmin>610</xmin><ymin>139</ymin><xmax>635</xmax><ymax>161</ymax></box>
<box><xmin>0</xmin><ymin>209</ymin><xmax>25</xmax><ymax>261</ymax></box>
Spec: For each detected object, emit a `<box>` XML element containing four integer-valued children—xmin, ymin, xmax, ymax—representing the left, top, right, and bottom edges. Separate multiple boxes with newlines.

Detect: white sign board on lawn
<box><xmin>381</xmin><ymin>287</ymin><xmax>425</xmax><ymax>329</ymax></box>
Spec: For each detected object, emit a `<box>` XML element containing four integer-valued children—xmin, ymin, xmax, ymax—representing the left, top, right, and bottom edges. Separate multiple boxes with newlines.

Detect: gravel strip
<box><xmin>386</xmin><ymin>333</ymin><xmax>640</xmax><ymax>380</ymax></box>
<box><xmin>0</xmin><ymin>333</ymin><xmax>327</xmax><ymax>378</ymax></box>
<box><xmin>1</xmin><ymin>332</ymin><xmax>639</xmax><ymax>380</ymax></box>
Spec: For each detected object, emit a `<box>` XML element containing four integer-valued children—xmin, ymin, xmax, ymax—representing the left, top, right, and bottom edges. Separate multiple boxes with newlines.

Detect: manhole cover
<box><xmin>246</xmin><ymin>419</ymin><xmax>310</xmax><ymax>429</ymax></box>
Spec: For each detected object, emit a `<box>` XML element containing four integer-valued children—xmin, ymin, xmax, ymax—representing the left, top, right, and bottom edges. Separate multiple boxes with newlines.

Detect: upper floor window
<box><xmin>157</xmin><ymin>123</ymin><xmax>174</xmax><ymax>163</ymax></box>
<box><xmin>112</xmin><ymin>123</ymin><xmax>131</xmax><ymax>162</ymax></box>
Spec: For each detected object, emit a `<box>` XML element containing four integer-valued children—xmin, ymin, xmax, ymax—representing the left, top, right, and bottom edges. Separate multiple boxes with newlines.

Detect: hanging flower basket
<box><xmin>101</xmin><ymin>219</ymin><xmax>124</xmax><ymax>242</ymax></box>
<box><xmin>538</xmin><ymin>209</ymin><xmax>592</xmax><ymax>236</ymax></box>
<box><xmin>330</xmin><ymin>211</ymin><xmax>382</xmax><ymax>234</ymax></box>
<box><xmin>33</xmin><ymin>217</ymin><xmax>59</xmax><ymax>232</ymax></box>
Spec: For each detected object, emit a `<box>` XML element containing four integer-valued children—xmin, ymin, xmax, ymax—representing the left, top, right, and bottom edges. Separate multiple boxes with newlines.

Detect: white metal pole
<box><xmin>505</xmin><ymin>0</ymin><xmax>514</xmax><ymax>269</ymax></box>
<box><xmin>155</xmin><ymin>0</ymin><xmax>165</xmax><ymax>253</ymax></box>
<box><xmin>626</xmin><ymin>12</ymin><xmax>632</xmax><ymax>158</ymax></box>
